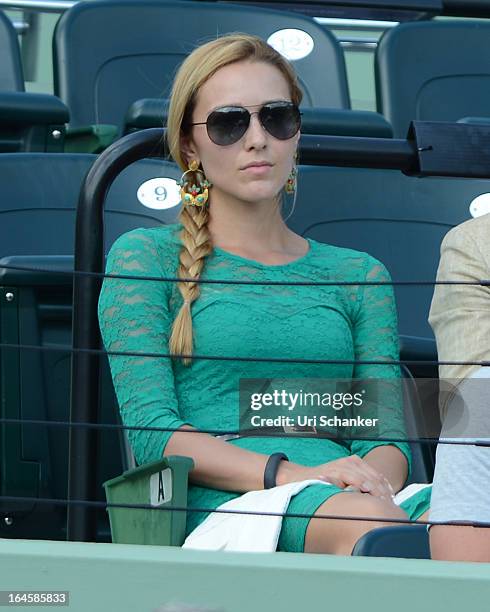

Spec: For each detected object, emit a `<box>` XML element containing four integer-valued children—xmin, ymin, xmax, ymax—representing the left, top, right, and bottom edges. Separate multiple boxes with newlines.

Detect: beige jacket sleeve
<box><xmin>429</xmin><ymin>215</ymin><xmax>490</xmax><ymax>420</ymax></box>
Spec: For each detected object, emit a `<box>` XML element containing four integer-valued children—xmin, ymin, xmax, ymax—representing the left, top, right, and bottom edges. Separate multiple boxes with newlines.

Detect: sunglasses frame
<box><xmin>190</xmin><ymin>100</ymin><xmax>302</xmax><ymax>146</ymax></box>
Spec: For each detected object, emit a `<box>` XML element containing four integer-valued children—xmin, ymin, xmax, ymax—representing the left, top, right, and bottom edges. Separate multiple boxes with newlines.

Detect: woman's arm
<box><xmin>362</xmin><ymin>445</ymin><xmax>407</xmax><ymax>494</ymax></box>
<box><xmin>164</xmin><ymin>424</ymin><xmax>273</xmax><ymax>491</ymax></box>
<box><xmin>98</xmin><ymin>229</ymin><xmax>280</xmax><ymax>493</ymax></box>
<box><xmin>347</xmin><ymin>256</ymin><xmax>411</xmax><ymax>491</ymax></box>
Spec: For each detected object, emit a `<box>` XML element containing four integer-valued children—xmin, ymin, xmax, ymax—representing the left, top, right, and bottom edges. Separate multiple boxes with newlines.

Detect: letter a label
<box><xmin>150</xmin><ymin>468</ymin><xmax>173</xmax><ymax>506</ymax></box>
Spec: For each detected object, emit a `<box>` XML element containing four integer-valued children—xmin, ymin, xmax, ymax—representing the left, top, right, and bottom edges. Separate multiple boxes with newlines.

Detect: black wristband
<box><xmin>264</xmin><ymin>453</ymin><xmax>289</xmax><ymax>489</ymax></box>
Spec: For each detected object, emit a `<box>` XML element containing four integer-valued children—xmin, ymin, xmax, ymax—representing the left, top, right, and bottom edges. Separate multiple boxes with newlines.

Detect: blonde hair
<box><xmin>167</xmin><ymin>33</ymin><xmax>303</xmax><ymax>366</ymax></box>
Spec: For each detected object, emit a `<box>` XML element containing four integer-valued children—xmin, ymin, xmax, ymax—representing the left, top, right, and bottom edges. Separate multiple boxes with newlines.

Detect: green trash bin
<box><xmin>103</xmin><ymin>455</ymin><xmax>194</xmax><ymax>546</ymax></box>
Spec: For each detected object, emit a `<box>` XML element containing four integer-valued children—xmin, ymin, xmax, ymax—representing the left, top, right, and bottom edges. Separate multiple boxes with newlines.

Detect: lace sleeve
<box><xmin>348</xmin><ymin>256</ymin><xmax>411</xmax><ymax>473</ymax></box>
<box><xmin>98</xmin><ymin>229</ymin><xmax>190</xmax><ymax>466</ymax></box>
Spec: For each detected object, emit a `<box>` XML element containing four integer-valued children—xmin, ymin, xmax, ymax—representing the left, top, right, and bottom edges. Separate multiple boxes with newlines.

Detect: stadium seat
<box><xmin>286</xmin><ymin>163</ymin><xmax>484</xmax><ymax>381</ymax></box>
<box><xmin>53</xmin><ymin>0</ymin><xmax>350</xmax><ymax>138</ymax></box>
<box><xmin>376</xmin><ymin>20</ymin><xmax>490</xmax><ymax>138</ymax></box>
<box><xmin>0</xmin><ymin>9</ymin><xmax>69</xmax><ymax>152</ymax></box>
<box><xmin>352</xmin><ymin>525</ymin><xmax>430</xmax><ymax>558</ymax></box>
<box><xmin>104</xmin><ymin>457</ymin><xmax>194</xmax><ymax>546</ymax></box>
<box><xmin>0</xmin><ymin>153</ymin><xmax>182</xmax><ymax>541</ymax></box>
<box><xmin>0</xmin><ymin>9</ymin><xmax>23</xmax><ymax>92</ymax></box>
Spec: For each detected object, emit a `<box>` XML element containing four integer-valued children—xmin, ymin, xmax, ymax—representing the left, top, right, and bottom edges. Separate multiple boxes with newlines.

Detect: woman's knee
<box><xmin>304</xmin><ymin>492</ymin><xmax>407</xmax><ymax>555</ymax></box>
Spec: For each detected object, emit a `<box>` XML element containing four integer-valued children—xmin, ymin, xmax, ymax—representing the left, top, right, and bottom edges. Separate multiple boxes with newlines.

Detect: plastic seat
<box><xmin>352</xmin><ymin>525</ymin><xmax>430</xmax><ymax>558</ymax></box>
<box><xmin>0</xmin><ymin>9</ymin><xmax>23</xmax><ymax>92</ymax></box>
<box><xmin>376</xmin><ymin>20</ymin><xmax>490</xmax><ymax>137</ymax></box>
<box><xmin>0</xmin><ymin>9</ymin><xmax>69</xmax><ymax>152</ymax></box>
<box><xmin>54</xmin><ymin>0</ymin><xmax>349</xmax><ymax>137</ymax></box>
<box><xmin>104</xmin><ymin>457</ymin><xmax>194</xmax><ymax>546</ymax></box>
<box><xmin>286</xmin><ymin>163</ymin><xmax>487</xmax><ymax>380</ymax></box>
<box><xmin>0</xmin><ymin>153</ymin><xmax>182</xmax><ymax>540</ymax></box>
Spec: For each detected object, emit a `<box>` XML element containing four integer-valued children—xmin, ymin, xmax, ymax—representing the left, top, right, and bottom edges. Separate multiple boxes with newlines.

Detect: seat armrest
<box><xmin>104</xmin><ymin>455</ymin><xmax>194</xmax><ymax>546</ymax></box>
<box><xmin>0</xmin><ymin>255</ymin><xmax>73</xmax><ymax>286</ymax></box>
<box><xmin>0</xmin><ymin>92</ymin><xmax>69</xmax><ymax>152</ymax></box>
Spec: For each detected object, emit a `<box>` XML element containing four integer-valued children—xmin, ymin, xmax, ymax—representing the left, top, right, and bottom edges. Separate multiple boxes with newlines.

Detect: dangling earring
<box><xmin>285</xmin><ymin>153</ymin><xmax>298</xmax><ymax>195</ymax></box>
<box><xmin>177</xmin><ymin>160</ymin><xmax>212</xmax><ymax>207</ymax></box>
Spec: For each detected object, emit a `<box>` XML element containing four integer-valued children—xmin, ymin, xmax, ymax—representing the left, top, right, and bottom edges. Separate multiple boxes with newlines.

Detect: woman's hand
<box><xmin>276</xmin><ymin>455</ymin><xmax>395</xmax><ymax>500</ymax></box>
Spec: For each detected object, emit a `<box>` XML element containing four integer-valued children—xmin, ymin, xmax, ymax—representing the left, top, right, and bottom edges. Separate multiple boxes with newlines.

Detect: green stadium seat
<box><xmin>0</xmin><ymin>153</ymin><xmax>182</xmax><ymax>541</ymax></box>
<box><xmin>53</xmin><ymin>0</ymin><xmax>350</xmax><ymax>138</ymax></box>
<box><xmin>0</xmin><ymin>9</ymin><xmax>23</xmax><ymax>92</ymax></box>
<box><xmin>287</xmin><ymin>164</ymin><xmax>484</xmax><ymax>377</ymax></box>
<box><xmin>376</xmin><ymin>20</ymin><xmax>490</xmax><ymax>138</ymax></box>
<box><xmin>0</xmin><ymin>9</ymin><xmax>69</xmax><ymax>152</ymax></box>
<box><xmin>104</xmin><ymin>457</ymin><xmax>194</xmax><ymax>546</ymax></box>
<box><xmin>352</xmin><ymin>525</ymin><xmax>430</xmax><ymax>558</ymax></box>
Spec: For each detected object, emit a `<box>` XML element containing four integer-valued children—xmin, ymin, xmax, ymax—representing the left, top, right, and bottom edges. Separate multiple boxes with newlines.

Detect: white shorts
<box><xmin>429</xmin><ymin>440</ymin><xmax>490</xmax><ymax>523</ymax></box>
<box><xmin>429</xmin><ymin>368</ymin><xmax>490</xmax><ymax>524</ymax></box>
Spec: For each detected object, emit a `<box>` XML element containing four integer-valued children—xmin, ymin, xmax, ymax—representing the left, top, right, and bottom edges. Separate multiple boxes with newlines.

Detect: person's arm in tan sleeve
<box><xmin>429</xmin><ymin>224</ymin><xmax>490</xmax><ymax>383</ymax></box>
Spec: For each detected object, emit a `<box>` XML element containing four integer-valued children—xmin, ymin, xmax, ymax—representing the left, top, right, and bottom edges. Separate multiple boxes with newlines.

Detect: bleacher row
<box><xmin>5</xmin><ymin>2</ymin><xmax>490</xmax><ymax>148</ymax></box>
<box><xmin>1</xmin><ymin>0</ymin><xmax>490</xmax><ymax>553</ymax></box>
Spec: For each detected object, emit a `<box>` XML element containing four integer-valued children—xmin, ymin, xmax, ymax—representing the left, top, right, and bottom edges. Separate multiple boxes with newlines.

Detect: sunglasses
<box><xmin>190</xmin><ymin>101</ymin><xmax>301</xmax><ymax>146</ymax></box>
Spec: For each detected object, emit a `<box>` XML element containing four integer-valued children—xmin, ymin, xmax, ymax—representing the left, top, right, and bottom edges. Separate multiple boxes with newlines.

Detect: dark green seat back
<box><xmin>0</xmin><ymin>153</ymin><xmax>182</xmax><ymax>541</ymax></box>
<box><xmin>376</xmin><ymin>21</ymin><xmax>490</xmax><ymax>137</ymax></box>
<box><xmin>286</xmin><ymin>165</ymin><xmax>489</xmax><ymax>480</ymax></box>
<box><xmin>352</xmin><ymin>525</ymin><xmax>430</xmax><ymax>558</ymax></box>
<box><xmin>0</xmin><ymin>12</ymin><xmax>68</xmax><ymax>153</ymax></box>
<box><xmin>288</xmin><ymin>165</ymin><xmax>486</xmax><ymax>361</ymax></box>
<box><xmin>0</xmin><ymin>154</ymin><xmax>181</xmax><ymax>257</ymax></box>
<box><xmin>54</xmin><ymin>0</ymin><xmax>349</xmax><ymax>133</ymax></box>
<box><xmin>0</xmin><ymin>9</ymin><xmax>23</xmax><ymax>92</ymax></box>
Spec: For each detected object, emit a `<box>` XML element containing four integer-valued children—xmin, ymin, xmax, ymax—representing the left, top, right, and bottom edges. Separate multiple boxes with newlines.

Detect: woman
<box><xmin>98</xmin><ymin>33</ymin><xmax>430</xmax><ymax>555</ymax></box>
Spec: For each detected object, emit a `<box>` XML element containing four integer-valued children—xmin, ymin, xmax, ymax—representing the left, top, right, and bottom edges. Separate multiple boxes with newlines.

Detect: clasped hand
<box><xmin>280</xmin><ymin>455</ymin><xmax>395</xmax><ymax>500</ymax></box>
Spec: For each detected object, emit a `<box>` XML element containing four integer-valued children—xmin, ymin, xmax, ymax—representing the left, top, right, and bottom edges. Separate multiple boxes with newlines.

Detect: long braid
<box><xmin>169</xmin><ymin>194</ymin><xmax>212</xmax><ymax>366</ymax></box>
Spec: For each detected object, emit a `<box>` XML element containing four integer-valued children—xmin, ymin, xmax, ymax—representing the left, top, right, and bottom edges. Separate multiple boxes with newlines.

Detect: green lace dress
<box><xmin>98</xmin><ymin>223</ymin><xmax>431</xmax><ymax>552</ymax></box>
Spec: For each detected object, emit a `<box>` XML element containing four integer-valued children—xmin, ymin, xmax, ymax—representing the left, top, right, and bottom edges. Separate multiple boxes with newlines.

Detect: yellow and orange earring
<box><xmin>177</xmin><ymin>160</ymin><xmax>212</xmax><ymax>207</ymax></box>
<box><xmin>285</xmin><ymin>153</ymin><xmax>298</xmax><ymax>195</ymax></box>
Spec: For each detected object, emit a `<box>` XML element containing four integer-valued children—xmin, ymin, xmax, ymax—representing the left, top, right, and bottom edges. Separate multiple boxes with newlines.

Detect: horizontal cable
<box><xmin>0</xmin><ymin>261</ymin><xmax>488</xmax><ymax>286</ymax></box>
<box><xmin>2</xmin><ymin>493</ymin><xmax>487</xmax><ymax>530</ymax></box>
<box><xmin>1</xmin><ymin>416</ymin><xmax>488</xmax><ymax>446</ymax></box>
<box><xmin>1</xmin><ymin>340</ymin><xmax>486</xmax><ymax>367</ymax></box>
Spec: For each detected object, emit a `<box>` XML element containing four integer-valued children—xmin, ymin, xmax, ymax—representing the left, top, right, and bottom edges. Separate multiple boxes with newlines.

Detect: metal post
<box><xmin>67</xmin><ymin>128</ymin><xmax>165</xmax><ymax>541</ymax></box>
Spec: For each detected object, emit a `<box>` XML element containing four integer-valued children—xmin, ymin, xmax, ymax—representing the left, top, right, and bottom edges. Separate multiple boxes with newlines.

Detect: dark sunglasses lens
<box><xmin>260</xmin><ymin>103</ymin><xmax>300</xmax><ymax>140</ymax></box>
<box><xmin>207</xmin><ymin>107</ymin><xmax>250</xmax><ymax>145</ymax></box>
